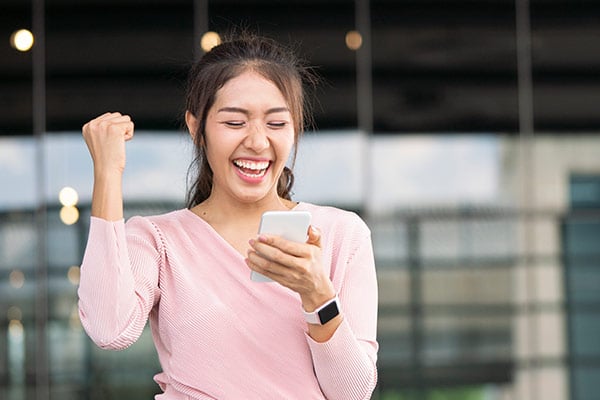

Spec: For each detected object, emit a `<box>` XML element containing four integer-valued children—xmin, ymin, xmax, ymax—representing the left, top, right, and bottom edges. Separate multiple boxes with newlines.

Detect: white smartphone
<box><xmin>250</xmin><ymin>210</ymin><xmax>312</xmax><ymax>282</ymax></box>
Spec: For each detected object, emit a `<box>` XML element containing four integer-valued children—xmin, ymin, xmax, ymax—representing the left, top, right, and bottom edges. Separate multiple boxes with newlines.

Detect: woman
<box><xmin>78</xmin><ymin>34</ymin><xmax>378</xmax><ymax>399</ymax></box>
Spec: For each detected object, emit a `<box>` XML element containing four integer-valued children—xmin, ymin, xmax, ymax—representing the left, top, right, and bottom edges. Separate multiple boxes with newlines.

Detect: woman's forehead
<box><xmin>213</xmin><ymin>71</ymin><xmax>289</xmax><ymax>109</ymax></box>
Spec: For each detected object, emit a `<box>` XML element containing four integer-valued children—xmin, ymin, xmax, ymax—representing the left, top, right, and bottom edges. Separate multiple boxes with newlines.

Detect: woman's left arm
<box><xmin>306</xmin><ymin>234</ymin><xmax>379</xmax><ymax>400</ymax></box>
<box><xmin>247</xmin><ymin>223</ymin><xmax>379</xmax><ymax>399</ymax></box>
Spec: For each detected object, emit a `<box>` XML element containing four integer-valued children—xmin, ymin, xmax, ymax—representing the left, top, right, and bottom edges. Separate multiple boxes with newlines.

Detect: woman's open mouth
<box><xmin>232</xmin><ymin>159</ymin><xmax>271</xmax><ymax>179</ymax></box>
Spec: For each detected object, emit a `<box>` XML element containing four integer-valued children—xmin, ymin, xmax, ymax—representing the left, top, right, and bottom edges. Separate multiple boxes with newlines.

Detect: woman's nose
<box><xmin>244</xmin><ymin>123</ymin><xmax>269</xmax><ymax>152</ymax></box>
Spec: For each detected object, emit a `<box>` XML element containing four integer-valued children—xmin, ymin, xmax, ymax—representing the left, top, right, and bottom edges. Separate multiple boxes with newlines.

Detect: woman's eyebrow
<box><xmin>217</xmin><ymin>107</ymin><xmax>248</xmax><ymax>115</ymax></box>
<box><xmin>217</xmin><ymin>107</ymin><xmax>290</xmax><ymax>115</ymax></box>
<box><xmin>265</xmin><ymin>107</ymin><xmax>290</xmax><ymax>115</ymax></box>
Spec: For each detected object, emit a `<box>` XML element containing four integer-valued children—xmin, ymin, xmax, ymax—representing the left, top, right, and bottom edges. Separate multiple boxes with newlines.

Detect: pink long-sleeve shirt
<box><xmin>78</xmin><ymin>202</ymin><xmax>378</xmax><ymax>399</ymax></box>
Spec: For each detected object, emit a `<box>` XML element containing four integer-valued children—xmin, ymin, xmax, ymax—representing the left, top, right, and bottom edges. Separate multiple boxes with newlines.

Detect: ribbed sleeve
<box><xmin>78</xmin><ymin>217</ymin><xmax>161</xmax><ymax>350</ymax></box>
<box><xmin>305</xmin><ymin>217</ymin><xmax>379</xmax><ymax>400</ymax></box>
<box><xmin>307</xmin><ymin>320</ymin><xmax>377</xmax><ymax>399</ymax></box>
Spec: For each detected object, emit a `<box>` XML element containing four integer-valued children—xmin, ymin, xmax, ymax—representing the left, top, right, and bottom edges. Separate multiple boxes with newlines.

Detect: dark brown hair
<box><xmin>185</xmin><ymin>33</ymin><xmax>317</xmax><ymax>208</ymax></box>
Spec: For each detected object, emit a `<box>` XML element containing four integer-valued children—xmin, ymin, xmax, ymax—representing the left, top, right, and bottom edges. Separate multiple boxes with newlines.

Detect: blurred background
<box><xmin>1</xmin><ymin>0</ymin><xmax>600</xmax><ymax>399</ymax></box>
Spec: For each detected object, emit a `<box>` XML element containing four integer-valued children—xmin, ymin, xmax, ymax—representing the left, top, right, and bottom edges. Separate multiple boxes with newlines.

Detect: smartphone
<box><xmin>250</xmin><ymin>210</ymin><xmax>312</xmax><ymax>282</ymax></box>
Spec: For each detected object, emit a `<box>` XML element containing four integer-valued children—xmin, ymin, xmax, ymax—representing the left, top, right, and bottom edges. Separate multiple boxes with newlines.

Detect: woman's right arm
<box><xmin>78</xmin><ymin>113</ymin><xmax>160</xmax><ymax>350</ymax></box>
<box><xmin>82</xmin><ymin>112</ymin><xmax>134</xmax><ymax>221</ymax></box>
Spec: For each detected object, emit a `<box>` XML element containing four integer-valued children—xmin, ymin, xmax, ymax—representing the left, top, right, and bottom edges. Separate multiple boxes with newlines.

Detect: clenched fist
<box><xmin>82</xmin><ymin>112</ymin><xmax>134</xmax><ymax>176</ymax></box>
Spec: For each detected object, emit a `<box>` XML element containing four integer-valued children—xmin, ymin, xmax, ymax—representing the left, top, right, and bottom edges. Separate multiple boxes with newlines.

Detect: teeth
<box><xmin>238</xmin><ymin>168</ymin><xmax>267</xmax><ymax>178</ymax></box>
<box><xmin>233</xmin><ymin>159</ymin><xmax>270</xmax><ymax>170</ymax></box>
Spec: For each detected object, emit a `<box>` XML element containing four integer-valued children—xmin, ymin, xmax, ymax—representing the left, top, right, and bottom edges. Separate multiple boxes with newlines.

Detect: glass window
<box><xmin>570</xmin><ymin>176</ymin><xmax>600</xmax><ymax>209</ymax></box>
<box><xmin>565</xmin><ymin>174</ymin><xmax>600</xmax><ymax>400</ymax></box>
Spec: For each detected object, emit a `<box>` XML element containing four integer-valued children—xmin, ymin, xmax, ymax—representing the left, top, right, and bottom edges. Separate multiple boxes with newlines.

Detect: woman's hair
<box><xmin>184</xmin><ymin>33</ymin><xmax>317</xmax><ymax>208</ymax></box>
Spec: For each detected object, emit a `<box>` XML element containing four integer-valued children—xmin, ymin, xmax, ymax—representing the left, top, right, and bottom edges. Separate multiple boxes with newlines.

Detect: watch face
<box><xmin>318</xmin><ymin>300</ymin><xmax>339</xmax><ymax>324</ymax></box>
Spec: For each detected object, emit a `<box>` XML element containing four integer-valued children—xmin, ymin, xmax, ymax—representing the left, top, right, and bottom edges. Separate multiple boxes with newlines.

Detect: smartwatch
<box><xmin>303</xmin><ymin>296</ymin><xmax>340</xmax><ymax>325</ymax></box>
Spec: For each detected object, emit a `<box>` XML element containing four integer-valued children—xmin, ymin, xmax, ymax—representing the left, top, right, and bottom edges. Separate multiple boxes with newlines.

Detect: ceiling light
<box><xmin>10</xmin><ymin>29</ymin><xmax>34</xmax><ymax>52</ymax></box>
<box><xmin>201</xmin><ymin>31</ymin><xmax>221</xmax><ymax>52</ymax></box>
<box><xmin>345</xmin><ymin>30</ymin><xmax>363</xmax><ymax>51</ymax></box>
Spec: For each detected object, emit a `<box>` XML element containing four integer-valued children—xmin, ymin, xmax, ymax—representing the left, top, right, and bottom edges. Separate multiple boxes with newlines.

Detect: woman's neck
<box><xmin>192</xmin><ymin>192</ymin><xmax>296</xmax><ymax>227</ymax></box>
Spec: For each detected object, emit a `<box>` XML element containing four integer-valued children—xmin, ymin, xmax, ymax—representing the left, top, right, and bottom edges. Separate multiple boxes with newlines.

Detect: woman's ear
<box><xmin>185</xmin><ymin>111</ymin><xmax>200</xmax><ymax>142</ymax></box>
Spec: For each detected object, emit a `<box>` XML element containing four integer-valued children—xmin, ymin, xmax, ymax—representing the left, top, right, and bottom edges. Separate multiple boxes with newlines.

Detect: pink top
<box><xmin>78</xmin><ymin>202</ymin><xmax>378</xmax><ymax>399</ymax></box>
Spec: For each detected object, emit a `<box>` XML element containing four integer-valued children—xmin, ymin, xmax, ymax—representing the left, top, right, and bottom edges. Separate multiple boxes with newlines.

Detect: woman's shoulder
<box><xmin>125</xmin><ymin>209</ymin><xmax>193</xmax><ymax>233</ymax></box>
<box><xmin>296</xmin><ymin>201</ymin><xmax>362</xmax><ymax>220</ymax></box>
<box><xmin>295</xmin><ymin>202</ymin><xmax>370</xmax><ymax>235</ymax></box>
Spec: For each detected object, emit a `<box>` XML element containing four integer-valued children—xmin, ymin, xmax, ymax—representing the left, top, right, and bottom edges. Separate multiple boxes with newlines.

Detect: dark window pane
<box><xmin>571</xmin><ymin>176</ymin><xmax>600</xmax><ymax>209</ymax></box>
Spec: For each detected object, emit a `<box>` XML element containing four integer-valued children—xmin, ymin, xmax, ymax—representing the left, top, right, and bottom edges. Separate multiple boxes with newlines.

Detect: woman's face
<box><xmin>199</xmin><ymin>69</ymin><xmax>295</xmax><ymax>205</ymax></box>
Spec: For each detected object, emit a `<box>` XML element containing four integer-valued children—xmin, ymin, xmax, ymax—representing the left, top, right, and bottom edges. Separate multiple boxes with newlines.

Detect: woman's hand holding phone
<box><xmin>249</xmin><ymin>211</ymin><xmax>311</xmax><ymax>283</ymax></box>
<box><xmin>246</xmin><ymin>211</ymin><xmax>337</xmax><ymax>312</ymax></box>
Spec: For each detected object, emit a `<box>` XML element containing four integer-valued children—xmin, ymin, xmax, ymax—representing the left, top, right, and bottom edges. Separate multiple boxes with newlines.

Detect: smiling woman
<box><xmin>183</xmin><ymin>35</ymin><xmax>315</xmax><ymax>208</ymax></box>
<box><xmin>78</xmin><ymin>33</ymin><xmax>378</xmax><ymax>400</ymax></box>
<box><xmin>185</xmin><ymin>70</ymin><xmax>295</xmax><ymax>206</ymax></box>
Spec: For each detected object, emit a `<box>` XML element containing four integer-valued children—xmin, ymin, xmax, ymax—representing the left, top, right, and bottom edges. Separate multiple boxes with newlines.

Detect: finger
<box><xmin>94</xmin><ymin>116</ymin><xmax>134</xmax><ymax>140</ymax></box>
<box><xmin>306</xmin><ymin>225</ymin><xmax>321</xmax><ymax>248</ymax></box>
<box><xmin>101</xmin><ymin>121</ymin><xmax>133</xmax><ymax>140</ymax></box>
<box><xmin>91</xmin><ymin>112</ymin><xmax>122</xmax><ymax>123</ymax></box>
<box><xmin>249</xmin><ymin>238</ymin><xmax>299</xmax><ymax>268</ymax></box>
<box><xmin>245</xmin><ymin>250</ymin><xmax>289</xmax><ymax>280</ymax></box>
<box><xmin>91</xmin><ymin>112</ymin><xmax>130</xmax><ymax>126</ymax></box>
<box><xmin>104</xmin><ymin>115</ymin><xmax>134</xmax><ymax>140</ymax></box>
<box><xmin>102</xmin><ymin>114</ymin><xmax>131</xmax><ymax>126</ymax></box>
<box><xmin>91</xmin><ymin>112</ymin><xmax>114</xmax><ymax>120</ymax></box>
<box><xmin>253</xmin><ymin>234</ymin><xmax>309</xmax><ymax>259</ymax></box>
<box><xmin>246</xmin><ymin>250</ymin><xmax>314</xmax><ymax>293</ymax></box>
<box><xmin>122</xmin><ymin>121</ymin><xmax>134</xmax><ymax>141</ymax></box>
<box><xmin>85</xmin><ymin>113</ymin><xmax>127</xmax><ymax>130</ymax></box>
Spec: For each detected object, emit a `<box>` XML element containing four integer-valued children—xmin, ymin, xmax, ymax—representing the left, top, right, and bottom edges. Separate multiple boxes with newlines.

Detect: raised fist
<box><xmin>82</xmin><ymin>112</ymin><xmax>134</xmax><ymax>175</ymax></box>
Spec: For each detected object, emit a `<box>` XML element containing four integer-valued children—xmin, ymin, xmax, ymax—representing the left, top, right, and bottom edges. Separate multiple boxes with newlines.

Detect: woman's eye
<box><xmin>267</xmin><ymin>121</ymin><xmax>288</xmax><ymax>128</ymax></box>
<box><xmin>224</xmin><ymin>121</ymin><xmax>245</xmax><ymax>128</ymax></box>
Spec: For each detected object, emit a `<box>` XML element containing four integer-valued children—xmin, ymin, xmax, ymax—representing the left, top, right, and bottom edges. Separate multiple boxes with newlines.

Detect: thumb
<box><xmin>307</xmin><ymin>225</ymin><xmax>321</xmax><ymax>248</ymax></box>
